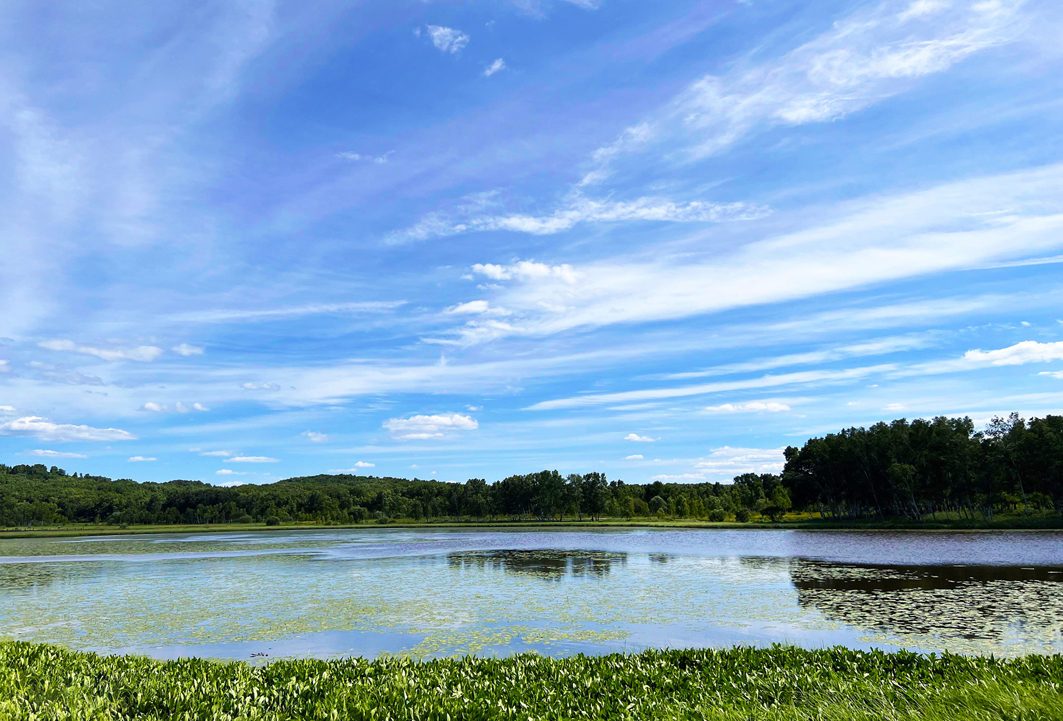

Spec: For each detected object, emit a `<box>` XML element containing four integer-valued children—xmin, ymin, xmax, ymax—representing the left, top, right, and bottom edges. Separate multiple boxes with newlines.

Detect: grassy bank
<box><xmin>3</xmin><ymin>511</ymin><xmax>1062</xmax><ymax>540</ymax></box>
<box><xmin>2</xmin><ymin>642</ymin><xmax>1062</xmax><ymax>720</ymax></box>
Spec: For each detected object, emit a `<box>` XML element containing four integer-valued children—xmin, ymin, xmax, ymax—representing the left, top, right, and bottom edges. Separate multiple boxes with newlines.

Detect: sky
<box><xmin>1</xmin><ymin>0</ymin><xmax>1063</xmax><ymax>487</ymax></box>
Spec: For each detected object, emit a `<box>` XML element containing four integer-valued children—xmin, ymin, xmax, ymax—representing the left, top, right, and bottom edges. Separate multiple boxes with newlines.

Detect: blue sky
<box><xmin>2</xmin><ymin>0</ymin><xmax>1063</xmax><ymax>486</ymax></box>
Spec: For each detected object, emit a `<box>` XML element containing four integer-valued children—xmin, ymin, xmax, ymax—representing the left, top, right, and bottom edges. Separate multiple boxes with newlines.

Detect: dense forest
<box><xmin>1</xmin><ymin>413</ymin><xmax>1060</xmax><ymax>528</ymax></box>
<box><xmin>783</xmin><ymin>414</ymin><xmax>1063</xmax><ymax>520</ymax></box>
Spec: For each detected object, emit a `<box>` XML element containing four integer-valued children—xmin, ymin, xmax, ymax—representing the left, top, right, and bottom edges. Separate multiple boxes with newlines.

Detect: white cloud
<box><xmin>534</xmin><ymin>365</ymin><xmax>891</xmax><ymax>410</ymax></box>
<box><xmin>337</xmin><ymin>151</ymin><xmax>391</xmax><ymax>164</ymax></box>
<box><xmin>303</xmin><ymin>431</ymin><xmax>329</xmax><ymax>442</ymax></box>
<box><xmin>468</xmin><ymin>165</ymin><xmax>1063</xmax><ymax>348</ymax></box>
<box><xmin>225</xmin><ymin>456</ymin><xmax>279</xmax><ymax>463</ymax></box>
<box><xmin>0</xmin><ymin>416</ymin><xmax>136</xmax><ymax>442</ymax></box>
<box><xmin>389</xmin><ymin>195</ymin><xmax>769</xmax><ymax>243</ymax></box>
<box><xmin>172</xmin><ymin>343</ymin><xmax>204</xmax><ymax>356</ymax></box>
<box><xmin>586</xmin><ymin>0</ymin><xmax>1027</xmax><ymax>172</ymax></box>
<box><xmin>705</xmin><ymin>401</ymin><xmax>791</xmax><ymax>413</ymax></box>
<box><xmin>142</xmin><ymin>402</ymin><xmax>166</xmax><ymax>412</ymax></box>
<box><xmin>39</xmin><ymin>339</ymin><xmax>163</xmax><ymax>362</ymax></box>
<box><xmin>217</xmin><ymin>480</ymin><xmax>247</xmax><ymax>487</ymax></box>
<box><xmin>1039</xmin><ymin>371</ymin><xmax>1063</xmax><ymax>379</ymax></box>
<box><xmin>965</xmin><ymin>340</ymin><xmax>1063</xmax><ymax>366</ymax></box>
<box><xmin>625</xmin><ymin>433</ymin><xmax>657</xmax><ymax>442</ymax></box>
<box><xmin>0</xmin><ymin>405</ymin><xmax>15</xmax><ymax>412</ymax></box>
<box><xmin>384</xmin><ymin>412</ymin><xmax>478</xmax><ymax>440</ymax></box>
<box><xmin>216</xmin><ymin>469</ymin><xmax>246</xmax><ymax>476</ymax></box>
<box><xmin>694</xmin><ymin>446</ymin><xmax>787</xmax><ymax>478</ymax></box>
<box><xmin>445</xmin><ymin>300</ymin><xmax>490</xmax><ymax>314</ymax></box>
<box><xmin>128</xmin><ymin>456</ymin><xmax>156</xmax><ymax>462</ymax></box>
<box><xmin>0</xmin><ymin>360</ymin><xmax>9</xmax><ymax>372</ymax></box>
<box><xmin>200</xmin><ymin>450</ymin><xmax>233</xmax><ymax>457</ymax></box>
<box><xmin>329</xmin><ymin>462</ymin><xmax>376</xmax><ymax>472</ymax></box>
<box><xmin>466</xmin><ymin>405</ymin><xmax>483</xmax><ymax>411</ymax></box>
<box><xmin>170</xmin><ymin>301</ymin><xmax>405</xmax><ymax>324</ymax></box>
<box><xmin>625</xmin><ymin>454</ymin><xmax>644</xmax><ymax>460</ymax></box>
<box><xmin>243</xmin><ymin>382</ymin><xmax>281</xmax><ymax>391</ymax></box>
<box><xmin>472</xmin><ymin>261</ymin><xmax>581</xmax><ymax>284</ymax></box>
<box><xmin>31</xmin><ymin>449</ymin><xmax>87</xmax><ymax>459</ymax></box>
<box><xmin>483</xmin><ymin>58</ymin><xmax>506</xmax><ymax>76</ymax></box>
<box><xmin>193</xmin><ymin>403</ymin><xmax>210</xmax><ymax>412</ymax></box>
<box><xmin>426</xmin><ymin>25</ymin><xmax>469</xmax><ymax>53</ymax></box>
<box><xmin>884</xmin><ymin>403</ymin><xmax>907</xmax><ymax>412</ymax></box>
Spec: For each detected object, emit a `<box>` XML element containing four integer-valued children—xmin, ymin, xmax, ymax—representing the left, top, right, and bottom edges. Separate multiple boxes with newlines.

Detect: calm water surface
<box><xmin>1</xmin><ymin>528</ymin><xmax>1061</xmax><ymax>660</ymax></box>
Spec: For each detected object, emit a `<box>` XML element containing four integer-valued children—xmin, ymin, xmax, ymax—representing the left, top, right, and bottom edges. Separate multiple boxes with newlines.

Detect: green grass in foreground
<box><xmin>2</xmin><ymin>643</ymin><xmax>1062</xmax><ymax>721</ymax></box>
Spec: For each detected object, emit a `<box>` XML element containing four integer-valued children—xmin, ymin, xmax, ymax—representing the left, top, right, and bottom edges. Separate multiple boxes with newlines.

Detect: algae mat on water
<box><xmin>2</xmin><ymin>642</ymin><xmax>1063</xmax><ymax>721</ymax></box>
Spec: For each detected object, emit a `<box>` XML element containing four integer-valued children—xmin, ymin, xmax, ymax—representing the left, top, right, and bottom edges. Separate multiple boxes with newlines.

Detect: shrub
<box><xmin>735</xmin><ymin>508</ymin><xmax>751</xmax><ymax>523</ymax></box>
<box><xmin>265</xmin><ymin>516</ymin><xmax>281</xmax><ymax>526</ymax></box>
<box><xmin>708</xmin><ymin>509</ymin><xmax>727</xmax><ymax>522</ymax></box>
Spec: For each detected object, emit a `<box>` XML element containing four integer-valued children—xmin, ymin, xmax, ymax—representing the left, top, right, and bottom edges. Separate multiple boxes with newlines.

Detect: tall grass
<box><xmin>2</xmin><ymin>642</ymin><xmax>1061</xmax><ymax>720</ymax></box>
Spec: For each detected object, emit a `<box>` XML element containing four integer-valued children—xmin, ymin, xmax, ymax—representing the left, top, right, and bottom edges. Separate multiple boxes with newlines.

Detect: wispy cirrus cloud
<box><xmin>224</xmin><ymin>455</ymin><xmax>279</xmax><ymax>463</ymax></box>
<box><xmin>448</xmin><ymin>164</ymin><xmax>1063</xmax><ymax>346</ymax></box>
<box><xmin>39</xmin><ymin>339</ymin><xmax>163</xmax><ymax>362</ymax></box>
<box><xmin>31</xmin><ymin>449</ymin><xmax>87</xmax><ymax>459</ymax></box>
<box><xmin>329</xmin><ymin>461</ymin><xmax>375</xmax><ymax>472</ymax></box>
<box><xmin>583</xmin><ymin>0</ymin><xmax>1030</xmax><ymax>182</ymax></box>
<box><xmin>424</xmin><ymin>25</ymin><xmax>469</xmax><ymax>54</ymax></box>
<box><xmin>169</xmin><ymin>301</ymin><xmax>405</xmax><ymax>324</ymax></box>
<box><xmin>705</xmin><ymin>401</ymin><xmax>791</xmax><ymax>413</ymax></box>
<box><xmin>483</xmin><ymin>58</ymin><xmax>507</xmax><ymax>76</ymax></box>
<box><xmin>387</xmin><ymin>194</ymin><xmax>769</xmax><ymax>244</ymax></box>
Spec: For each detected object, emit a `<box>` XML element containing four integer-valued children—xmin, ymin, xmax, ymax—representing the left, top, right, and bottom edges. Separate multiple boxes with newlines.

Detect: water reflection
<box><xmin>447</xmin><ymin>549</ymin><xmax>626</xmax><ymax>581</ymax></box>
<box><xmin>791</xmin><ymin>559</ymin><xmax>1063</xmax><ymax>644</ymax></box>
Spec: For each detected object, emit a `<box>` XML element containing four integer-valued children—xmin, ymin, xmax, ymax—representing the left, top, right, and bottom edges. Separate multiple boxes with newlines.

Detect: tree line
<box><xmin>0</xmin><ymin>466</ymin><xmax>785</xmax><ymax>527</ymax></box>
<box><xmin>782</xmin><ymin>414</ymin><xmax>1063</xmax><ymax>520</ymax></box>
<box><xmin>3</xmin><ymin>413</ymin><xmax>1060</xmax><ymax>528</ymax></box>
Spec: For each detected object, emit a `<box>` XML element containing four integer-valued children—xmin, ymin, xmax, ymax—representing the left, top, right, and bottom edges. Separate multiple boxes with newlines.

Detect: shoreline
<box><xmin>4</xmin><ymin>515</ymin><xmax>1062</xmax><ymax>539</ymax></box>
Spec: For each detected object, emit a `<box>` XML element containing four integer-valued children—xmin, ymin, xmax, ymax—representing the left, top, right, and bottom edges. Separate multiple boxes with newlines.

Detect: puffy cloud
<box><xmin>142</xmin><ymin>402</ymin><xmax>165</xmax><ymax>412</ymax></box>
<box><xmin>472</xmin><ymin>261</ymin><xmax>581</xmax><ymax>284</ymax></box>
<box><xmin>31</xmin><ymin>449</ymin><xmax>87</xmax><ymax>459</ymax></box>
<box><xmin>1039</xmin><ymin>371</ymin><xmax>1063</xmax><ymax>379</ymax></box>
<box><xmin>625</xmin><ymin>454</ymin><xmax>644</xmax><ymax>460</ymax></box>
<box><xmin>172</xmin><ymin>343</ymin><xmax>204</xmax><ymax>356</ymax></box>
<box><xmin>200</xmin><ymin>450</ymin><xmax>233</xmax><ymax>457</ymax></box>
<box><xmin>0</xmin><ymin>405</ymin><xmax>15</xmax><ymax>412</ymax></box>
<box><xmin>466</xmin><ymin>405</ymin><xmax>483</xmax><ymax>411</ymax></box>
<box><xmin>303</xmin><ymin>431</ymin><xmax>329</xmax><ymax>442</ymax></box>
<box><xmin>193</xmin><ymin>403</ymin><xmax>210</xmax><ymax>412</ymax></box>
<box><xmin>225</xmin><ymin>456</ymin><xmax>279</xmax><ymax>463</ymax></box>
<box><xmin>329</xmin><ymin>462</ymin><xmax>375</xmax><ymax>472</ymax></box>
<box><xmin>128</xmin><ymin>456</ymin><xmax>156</xmax><ymax>462</ymax></box>
<box><xmin>625</xmin><ymin>433</ymin><xmax>657</xmax><ymax>442</ymax></box>
<box><xmin>216</xmin><ymin>469</ymin><xmax>246</xmax><ymax>476</ymax></box>
<box><xmin>964</xmin><ymin>340</ymin><xmax>1063</xmax><ymax>366</ymax></box>
<box><xmin>0</xmin><ymin>416</ymin><xmax>136</xmax><ymax>442</ymax></box>
<box><xmin>705</xmin><ymin>401</ymin><xmax>791</xmax><ymax>413</ymax></box>
<box><xmin>383</xmin><ymin>412</ymin><xmax>478</xmax><ymax>440</ymax></box>
<box><xmin>39</xmin><ymin>339</ymin><xmax>163</xmax><ymax>362</ymax></box>
<box><xmin>483</xmin><ymin>58</ymin><xmax>506</xmax><ymax>76</ymax></box>
<box><xmin>426</xmin><ymin>25</ymin><xmax>469</xmax><ymax>53</ymax></box>
<box><xmin>693</xmin><ymin>447</ymin><xmax>787</xmax><ymax>477</ymax></box>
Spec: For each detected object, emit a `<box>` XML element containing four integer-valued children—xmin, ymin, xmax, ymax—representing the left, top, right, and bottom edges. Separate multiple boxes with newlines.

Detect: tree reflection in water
<box><xmin>790</xmin><ymin>558</ymin><xmax>1063</xmax><ymax>645</ymax></box>
<box><xmin>447</xmin><ymin>550</ymin><xmax>627</xmax><ymax>582</ymax></box>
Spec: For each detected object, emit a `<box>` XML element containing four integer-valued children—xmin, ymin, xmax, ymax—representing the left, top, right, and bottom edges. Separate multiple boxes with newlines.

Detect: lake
<box><xmin>1</xmin><ymin>527</ymin><xmax>1061</xmax><ymax>661</ymax></box>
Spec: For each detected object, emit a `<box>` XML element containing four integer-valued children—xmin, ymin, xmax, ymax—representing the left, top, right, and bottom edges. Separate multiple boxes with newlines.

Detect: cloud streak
<box><xmin>0</xmin><ymin>416</ymin><xmax>136</xmax><ymax>442</ymax></box>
